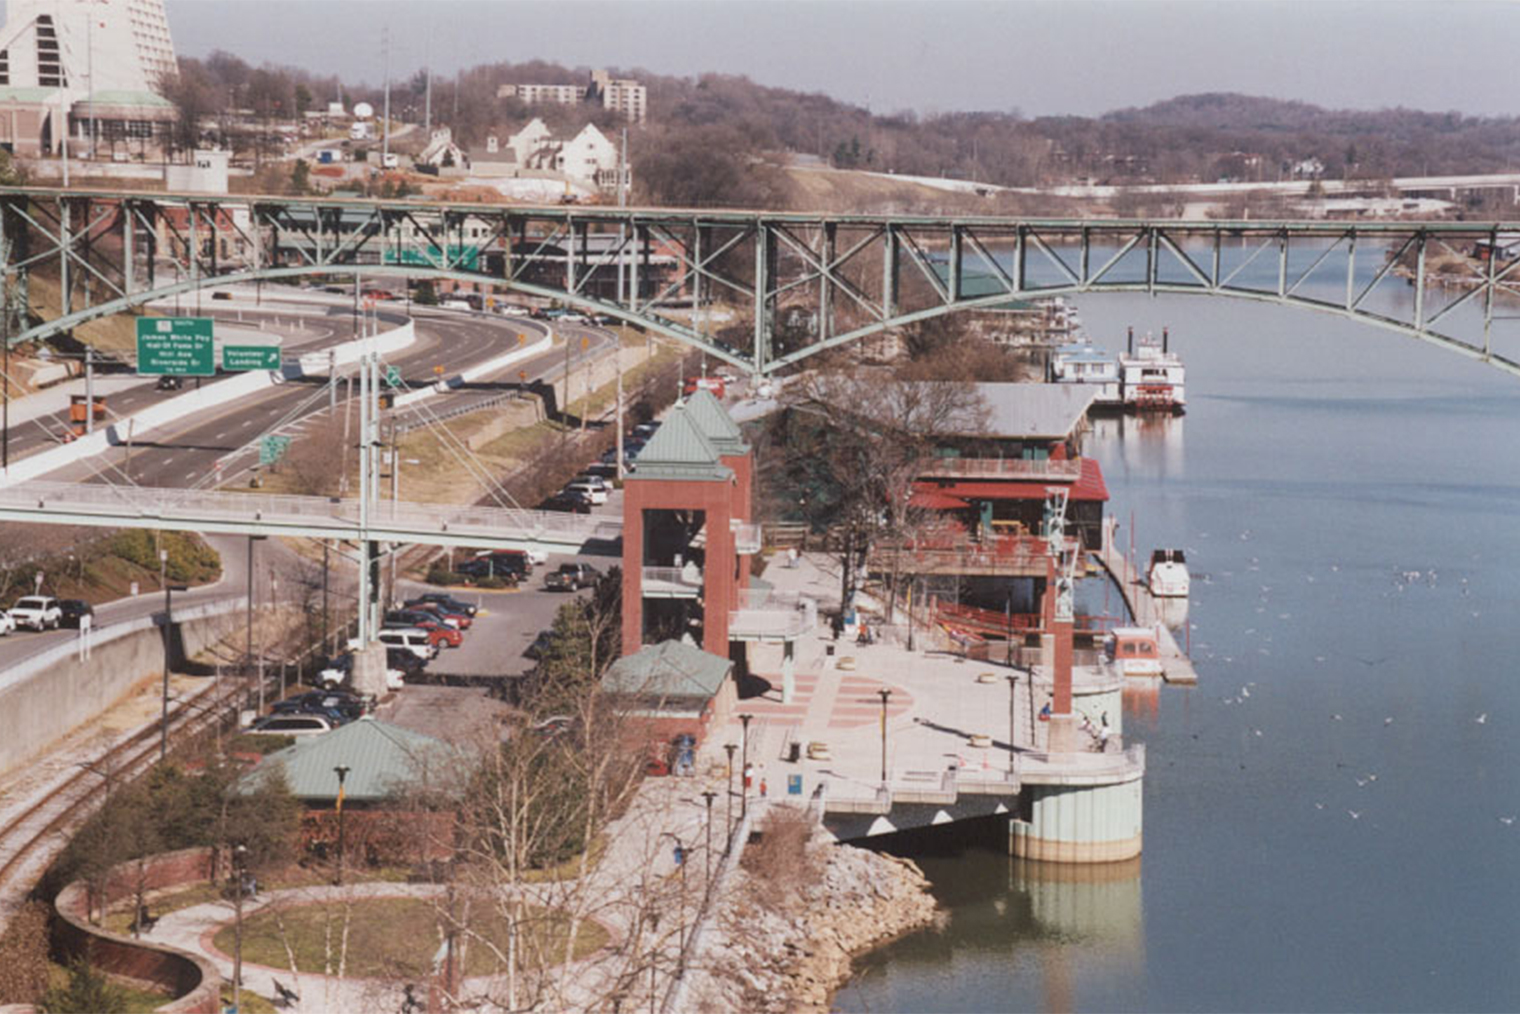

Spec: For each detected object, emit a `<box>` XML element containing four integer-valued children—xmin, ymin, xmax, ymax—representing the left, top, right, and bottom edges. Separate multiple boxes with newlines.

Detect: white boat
<box><xmin>1049</xmin><ymin>339</ymin><xmax>1122</xmax><ymax>406</ymax></box>
<box><xmin>1107</xmin><ymin>626</ymin><xmax>1163</xmax><ymax>677</ymax></box>
<box><xmin>1119</xmin><ymin>327</ymin><xmax>1186</xmax><ymax>412</ymax></box>
<box><xmin>1148</xmin><ymin>548</ymin><xmax>1190</xmax><ymax>598</ymax></box>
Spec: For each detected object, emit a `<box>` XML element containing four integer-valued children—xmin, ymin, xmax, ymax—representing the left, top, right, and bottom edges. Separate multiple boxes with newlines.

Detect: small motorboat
<box><xmin>1148</xmin><ymin>548</ymin><xmax>1190</xmax><ymax>598</ymax></box>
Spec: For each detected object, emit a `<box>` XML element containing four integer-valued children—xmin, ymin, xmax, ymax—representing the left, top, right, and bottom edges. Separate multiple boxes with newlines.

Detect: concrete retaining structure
<box><xmin>54</xmin><ymin>847</ymin><xmax>222</xmax><ymax>1014</ymax></box>
<box><xmin>1010</xmin><ymin>775</ymin><xmax>1144</xmax><ymax>863</ymax></box>
<box><xmin>392</xmin><ymin>327</ymin><xmax>551</xmax><ymax>410</ymax></box>
<box><xmin>0</xmin><ymin>597</ymin><xmax>246</xmax><ymax>775</ymax></box>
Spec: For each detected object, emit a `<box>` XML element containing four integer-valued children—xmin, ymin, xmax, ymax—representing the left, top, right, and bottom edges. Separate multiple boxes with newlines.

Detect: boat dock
<box><xmin>1092</xmin><ymin>532</ymin><xmax>1198</xmax><ymax>685</ymax></box>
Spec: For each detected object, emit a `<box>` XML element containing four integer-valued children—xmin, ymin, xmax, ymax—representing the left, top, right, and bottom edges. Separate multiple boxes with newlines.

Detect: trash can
<box><xmin>787</xmin><ymin>741</ymin><xmax>801</xmax><ymax>763</ymax></box>
<box><xmin>825</xmin><ymin>643</ymin><xmax>835</xmax><ymax>657</ymax></box>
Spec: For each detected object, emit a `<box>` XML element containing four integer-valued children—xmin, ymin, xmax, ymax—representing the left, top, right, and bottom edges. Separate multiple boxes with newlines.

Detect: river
<box><xmin>835</xmin><ymin>261</ymin><xmax>1520</xmax><ymax>1012</ymax></box>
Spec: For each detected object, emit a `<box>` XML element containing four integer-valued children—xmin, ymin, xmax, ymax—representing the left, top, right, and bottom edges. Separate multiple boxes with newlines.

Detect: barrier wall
<box><xmin>391</xmin><ymin>328</ymin><xmax>552</xmax><ymax>410</ymax></box>
<box><xmin>54</xmin><ymin>847</ymin><xmax>222</xmax><ymax>1014</ymax></box>
<box><xmin>0</xmin><ymin>597</ymin><xmax>247</xmax><ymax>775</ymax></box>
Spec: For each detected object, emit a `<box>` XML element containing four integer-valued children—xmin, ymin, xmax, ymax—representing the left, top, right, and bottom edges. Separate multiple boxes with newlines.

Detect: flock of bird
<box><xmin>1162</xmin><ymin>532</ymin><xmax>1509</xmax><ymax>830</ymax></box>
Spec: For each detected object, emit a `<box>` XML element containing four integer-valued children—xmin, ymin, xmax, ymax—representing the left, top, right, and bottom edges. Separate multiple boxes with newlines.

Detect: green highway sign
<box><xmin>136</xmin><ymin>317</ymin><xmax>215</xmax><ymax>376</ymax></box>
<box><xmin>258</xmin><ymin>434</ymin><xmax>292</xmax><ymax>467</ymax></box>
<box><xmin>385</xmin><ymin>365</ymin><xmax>402</xmax><ymax>388</ymax></box>
<box><xmin>223</xmin><ymin>345</ymin><xmax>281</xmax><ymax>371</ymax></box>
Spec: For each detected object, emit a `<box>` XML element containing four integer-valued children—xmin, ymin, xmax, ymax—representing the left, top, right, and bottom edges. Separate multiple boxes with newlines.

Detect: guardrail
<box><xmin>0</xmin><ymin>480</ymin><xmax>623</xmax><ymax>549</ymax></box>
<box><xmin>918</xmin><ymin>457</ymin><xmax>1083</xmax><ymax>480</ymax></box>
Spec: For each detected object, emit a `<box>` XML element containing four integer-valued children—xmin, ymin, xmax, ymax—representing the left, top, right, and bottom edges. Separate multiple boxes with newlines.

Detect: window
<box><xmin>0</xmin><ymin>49</ymin><xmax>9</xmax><ymax>86</ymax></box>
<box><xmin>36</xmin><ymin>16</ymin><xmax>67</xmax><ymax>87</ymax></box>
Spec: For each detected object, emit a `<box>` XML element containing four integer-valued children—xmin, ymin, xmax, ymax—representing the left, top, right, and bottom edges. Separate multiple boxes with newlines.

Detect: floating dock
<box><xmin>1092</xmin><ymin>537</ymin><xmax>1198</xmax><ymax>685</ymax></box>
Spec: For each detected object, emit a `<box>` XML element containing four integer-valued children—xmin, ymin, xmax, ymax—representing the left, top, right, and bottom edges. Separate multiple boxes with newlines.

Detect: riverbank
<box><xmin>690</xmin><ymin>820</ymin><xmax>941</xmax><ymax>1013</ymax></box>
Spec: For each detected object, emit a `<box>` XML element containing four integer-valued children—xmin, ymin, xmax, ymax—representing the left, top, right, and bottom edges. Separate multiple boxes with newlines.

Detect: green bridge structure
<box><xmin>2</xmin><ymin>185</ymin><xmax>1518</xmax><ymax>377</ymax></box>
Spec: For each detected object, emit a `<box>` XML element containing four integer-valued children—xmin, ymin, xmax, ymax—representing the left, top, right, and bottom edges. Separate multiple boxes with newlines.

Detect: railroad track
<box><xmin>0</xmin><ymin>677</ymin><xmax>238</xmax><ymax>914</ymax></box>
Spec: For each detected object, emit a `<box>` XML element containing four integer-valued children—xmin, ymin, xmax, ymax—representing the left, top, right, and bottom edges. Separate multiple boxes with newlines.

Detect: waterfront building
<box><xmin>0</xmin><ymin>0</ymin><xmax>177</xmax><ymax>160</ymax></box>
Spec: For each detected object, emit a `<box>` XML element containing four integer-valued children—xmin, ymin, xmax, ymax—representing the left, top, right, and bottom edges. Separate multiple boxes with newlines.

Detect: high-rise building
<box><xmin>0</xmin><ymin>0</ymin><xmax>178</xmax><ymax>160</ymax></box>
<box><xmin>496</xmin><ymin>68</ymin><xmax>647</xmax><ymax>125</ymax></box>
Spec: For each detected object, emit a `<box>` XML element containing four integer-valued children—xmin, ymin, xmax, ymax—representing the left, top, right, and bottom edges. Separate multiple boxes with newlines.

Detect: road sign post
<box><xmin>136</xmin><ymin>318</ymin><xmax>214</xmax><ymax>376</ymax></box>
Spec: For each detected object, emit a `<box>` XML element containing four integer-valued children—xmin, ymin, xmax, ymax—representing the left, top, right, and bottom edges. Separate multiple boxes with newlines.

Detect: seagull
<box><xmin>1476</xmin><ymin>713</ymin><xmax>1488</xmax><ymax>725</ymax></box>
<box><xmin>1384</xmin><ymin>717</ymin><xmax>1395</xmax><ymax>726</ymax></box>
<box><xmin>1331</xmin><ymin>714</ymin><xmax>1343</xmax><ymax>721</ymax></box>
<box><xmin>1315</xmin><ymin>802</ymin><xmax>1325</xmax><ymax>810</ymax></box>
<box><xmin>1366</xmin><ymin>773</ymin><xmax>1377</xmax><ymax>782</ymax></box>
<box><xmin>1500</xmin><ymin>816</ymin><xmax>1516</xmax><ymax>826</ymax></box>
<box><xmin>1240</xmin><ymin>686</ymin><xmax>1251</xmax><ymax>699</ymax></box>
<box><xmin>1253</xmin><ymin>729</ymin><xmax>1263</xmax><ymax>737</ymax></box>
<box><xmin>1356</xmin><ymin>777</ymin><xmax>1368</xmax><ymax>787</ymax></box>
<box><xmin>1347</xmin><ymin>810</ymin><xmax>1362</xmax><ymax>820</ymax></box>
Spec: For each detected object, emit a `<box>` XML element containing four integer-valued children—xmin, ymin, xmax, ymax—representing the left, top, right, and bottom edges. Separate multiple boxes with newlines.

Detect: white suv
<box><xmin>9</xmin><ymin>596</ymin><xmax>61</xmax><ymax>631</ymax></box>
<box><xmin>564</xmin><ymin>479</ymin><xmax>609</xmax><ymax>505</ymax></box>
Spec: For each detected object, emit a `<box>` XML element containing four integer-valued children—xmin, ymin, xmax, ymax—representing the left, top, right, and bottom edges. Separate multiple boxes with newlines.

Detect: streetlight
<box><xmin>246</xmin><ymin>535</ymin><xmax>268</xmax><ymax>680</ymax></box>
<box><xmin>722</xmin><ymin>743</ymin><xmax>737</xmax><ymax>854</ymax></box>
<box><xmin>738</xmin><ymin>714</ymin><xmax>753</xmax><ymax>820</ymax></box>
<box><xmin>701</xmin><ymin>790</ymin><xmax>717</xmax><ymax>884</ymax></box>
<box><xmin>877</xmin><ymin>689</ymin><xmax>893</xmax><ymax>784</ymax></box>
<box><xmin>333</xmin><ymin>764</ymin><xmax>350</xmax><ymax>885</ymax></box>
<box><xmin>232</xmin><ymin>842</ymin><xmax>248</xmax><ymax>1012</ymax></box>
<box><xmin>1006</xmin><ymin>672</ymin><xmax>1019</xmax><ymax>776</ymax></box>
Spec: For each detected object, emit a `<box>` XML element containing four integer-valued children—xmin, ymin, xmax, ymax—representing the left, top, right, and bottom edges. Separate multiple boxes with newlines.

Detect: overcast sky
<box><xmin>156</xmin><ymin>0</ymin><xmax>1518</xmax><ymax>118</ymax></box>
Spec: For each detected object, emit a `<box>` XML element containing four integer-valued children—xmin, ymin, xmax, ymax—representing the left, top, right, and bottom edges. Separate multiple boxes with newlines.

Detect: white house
<box><xmin>417</xmin><ymin>126</ymin><xmax>464</xmax><ymax>168</ymax></box>
<box><xmin>557</xmin><ymin>123</ymin><xmax>626</xmax><ymax>191</ymax></box>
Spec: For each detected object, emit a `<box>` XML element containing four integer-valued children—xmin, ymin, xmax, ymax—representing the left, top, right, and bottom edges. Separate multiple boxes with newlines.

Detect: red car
<box><xmin>404</xmin><ymin>600</ymin><xmax>472</xmax><ymax>630</ymax></box>
<box><xmin>384</xmin><ymin>610</ymin><xmax>463</xmax><ymax>648</ymax></box>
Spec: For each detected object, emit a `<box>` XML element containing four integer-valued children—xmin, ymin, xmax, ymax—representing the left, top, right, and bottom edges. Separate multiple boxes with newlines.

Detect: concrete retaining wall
<box><xmin>0</xmin><ymin>598</ymin><xmax>246</xmax><ymax>775</ymax></box>
<box><xmin>54</xmin><ymin>847</ymin><xmax>222</xmax><ymax>1014</ymax></box>
<box><xmin>392</xmin><ymin>327</ymin><xmax>552</xmax><ymax>410</ymax></box>
<box><xmin>1010</xmin><ymin>778</ymin><xmax>1144</xmax><ymax>863</ymax></box>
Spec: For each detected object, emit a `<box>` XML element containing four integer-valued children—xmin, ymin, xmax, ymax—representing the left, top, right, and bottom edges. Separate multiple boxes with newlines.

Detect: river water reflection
<box><xmin>836</xmin><ymin>289</ymin><xmax>1520</xmax><ymax>1013</ymax></box>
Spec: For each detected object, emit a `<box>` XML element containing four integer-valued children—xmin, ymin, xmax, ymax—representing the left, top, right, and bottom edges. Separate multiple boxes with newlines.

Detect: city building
<box><xmin>496</xmin><ymin>68</ymin><xmax>647</xmax><ymax>124</ymax></box>
<box><xmin>0</xmin><ymin>0</ymin><xmax>177</xmax><ymax>160</ymax></box>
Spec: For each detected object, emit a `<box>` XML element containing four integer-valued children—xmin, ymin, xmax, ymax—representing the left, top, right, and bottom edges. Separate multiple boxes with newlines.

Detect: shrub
<box><xmin>0</xmin><ymin>901</ymin><xmax>50</xmax><ymax>1006</ymax></box>
<box><xmin>41</xmin><ymin>957</ymin><xmax>128</xmax><ymax>1014</ymax></box>
<box><xmin>425</xmin><ymin>561</ymin><xmax>454</xmax><ymax>586</ymax></box>
<box><xmin>476</xmin><ymin>576</ymin><xmax>508</xmax><ymax>590</ymax></box>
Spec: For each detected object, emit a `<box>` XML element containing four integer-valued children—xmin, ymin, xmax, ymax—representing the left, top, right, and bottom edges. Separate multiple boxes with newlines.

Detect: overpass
<box><xmin>2</xmin><ymin>187</ymin><xmax>1518</xmax><ymax>378</ymax></box>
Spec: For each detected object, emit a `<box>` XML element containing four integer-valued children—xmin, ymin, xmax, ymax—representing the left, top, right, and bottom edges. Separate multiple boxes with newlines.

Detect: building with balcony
<box><xmin>497</xmin><ymin>69</ymin><xmax>647</xmax><ymax>124</ymax></box>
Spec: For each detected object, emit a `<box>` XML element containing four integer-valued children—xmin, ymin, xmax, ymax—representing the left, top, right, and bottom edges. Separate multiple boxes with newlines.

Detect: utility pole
<box><xmin>84</xmin><ymin>347</ymin><xmax>93</xmax><ymax>435</ymax></box>
<box><xmin>423</xmin><ymin>29</ymin><xmax>433</xmax><ymax>135</ymax></box>
<box><xmin>381</xmin><ymin>26</ymin><xmax>392</xmax><ymax>169</ymax></box>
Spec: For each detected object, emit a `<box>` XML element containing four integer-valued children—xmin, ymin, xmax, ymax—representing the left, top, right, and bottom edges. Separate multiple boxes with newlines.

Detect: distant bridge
<box><xmin>2</xmin><ymin>186</ymin><xmax>1519</xmax><ymax>377</ymax></box>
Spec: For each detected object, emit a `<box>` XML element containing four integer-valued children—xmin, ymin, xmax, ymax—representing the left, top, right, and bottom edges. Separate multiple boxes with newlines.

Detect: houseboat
<box><xmin>1119</xmin><ymin>327</ymin><xmax>1186</xmax><ymax>413</ymax></box>
<box><xmin>1147</xmin><ymin>548</ymin><xmax>1190</xmax><ymax>598</ymax></box>
<box><xmin>1107</xmin><ymin>626</ymin><xmax>1163</xmax><ymax>677</ymax></box>
<box><xmin>1049</xmin><ymin>340</ymin><xmax>1123</xmax><ymax>407</ymax></box>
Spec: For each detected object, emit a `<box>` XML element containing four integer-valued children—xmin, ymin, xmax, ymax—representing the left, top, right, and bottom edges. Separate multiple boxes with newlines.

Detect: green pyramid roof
<box><xmin>242</xmin><ymin>718</ymin><xmax>456</xmax><ymax>804</ymax></box>
<box><xmin>628</xmin><ymin>404</ymin><xmax>733</xmax><ymax>483</ymax></box>
<box><xmin>602</xmin><ymin>640</ymin><xmax>734</xmax><ymax>700</ymax></box>
<box><xmin>682</xmin><ymin>389</ymin><xmax>748</xmax><ymax>456</ymax></box>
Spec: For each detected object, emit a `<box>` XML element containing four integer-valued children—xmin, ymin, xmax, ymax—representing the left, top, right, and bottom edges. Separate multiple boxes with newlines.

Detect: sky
<box><xmin>155</xmin><ymin>0</ymin><xmax>1519</xmax><ymax>119</ymax></box>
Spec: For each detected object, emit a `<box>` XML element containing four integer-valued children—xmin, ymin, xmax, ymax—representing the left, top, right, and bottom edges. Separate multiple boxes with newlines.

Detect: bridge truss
<box><xmin>2</xmin><ymin>186</ymin><xmax>1518</xmax><ymax>377</ymax></box>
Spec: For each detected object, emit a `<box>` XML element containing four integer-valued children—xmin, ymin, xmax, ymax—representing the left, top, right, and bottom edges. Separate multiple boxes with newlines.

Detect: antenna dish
<box><xmin>353</xmin><ymin>101</ymin><xmax>375</xmax><ymax>120</ymax></box>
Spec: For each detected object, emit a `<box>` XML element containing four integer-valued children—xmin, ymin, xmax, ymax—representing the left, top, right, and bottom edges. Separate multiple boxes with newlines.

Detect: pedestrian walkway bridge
<box><xmin>0</xmin><ymin>480</ymin><xmax>623</xmax><ymax>552</ymax></box>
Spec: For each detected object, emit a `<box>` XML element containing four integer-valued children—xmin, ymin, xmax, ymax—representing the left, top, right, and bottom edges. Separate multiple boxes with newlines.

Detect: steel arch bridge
<box><xmin>3</xmin><ymin>186</ymin><xmax>1519</xmax><ymax>377</ymax></box>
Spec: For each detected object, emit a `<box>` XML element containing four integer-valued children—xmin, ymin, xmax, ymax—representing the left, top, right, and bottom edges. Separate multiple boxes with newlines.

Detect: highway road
<box><xmin>49</xmin><ymin>308</ymin><xmax>616</xmax><ymax>490</ymax></box>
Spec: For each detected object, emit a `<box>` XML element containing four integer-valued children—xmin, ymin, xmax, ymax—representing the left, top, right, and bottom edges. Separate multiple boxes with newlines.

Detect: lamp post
<box><xmin>232</xmin><ymin>842</ymin><xmax>247</xmax><ymax>1011</ymax></box>
<box><xmin>246</xmin><ymin>535</ymin><xmax>267</xmax><ymax>681</ymax></box>
<box><xmin>333</xmin><ymin>764</ymin><xmax>350</xmax><ymax>885</ymax></box>
<box><xmin>738</xmin><ymin>714</ymin><xmax>753</xmax><ymax>820</ymax></box>
<box><xmin>701</xmin><ymin>790</ymin><xmax>717</xmax><ymax>885</ymax></box>
<box><xmin>722</xmin><ymin>743</ymin><xmax>737</xmax><ymax>853</ymax></box>
<box><xmin>1006</xmin><ymin>672</ymin><xmax>1019</xmax><ymax>776</ymax></box>
<box><xmin>877</xmin><ymin>689</ymin><xmax>893</xmax><ymax>784</ymax></box>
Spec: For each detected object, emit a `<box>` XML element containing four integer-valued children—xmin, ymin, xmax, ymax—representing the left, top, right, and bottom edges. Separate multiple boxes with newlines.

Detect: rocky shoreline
<box><xmin>686</xmin><ymin>822</ymin><xmax>942</xmax><ymax>1013</ymax></box>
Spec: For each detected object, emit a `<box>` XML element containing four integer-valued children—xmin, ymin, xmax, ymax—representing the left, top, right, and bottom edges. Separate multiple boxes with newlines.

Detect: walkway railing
<box><xmin>918</xmin><ymin>458</ymin><xmax>1083</xmax><ymax>480</ymax></box>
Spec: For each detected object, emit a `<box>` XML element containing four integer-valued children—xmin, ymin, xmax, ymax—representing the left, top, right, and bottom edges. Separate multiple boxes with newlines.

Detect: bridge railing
<box><xmin>1</xmin><ymin>481</ymin><xmax>622</xmax><ymax>543</ymax></box>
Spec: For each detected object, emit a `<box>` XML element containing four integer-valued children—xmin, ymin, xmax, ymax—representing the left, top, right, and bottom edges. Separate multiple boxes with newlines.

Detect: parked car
<box><xmin>684</xmin><ymin>376</ymin><xmax>725</xmax><ymax>398</ymax></box>
<box><xmin>631</xmin><ymin>422</ymin><xmax>660</xmax><ymax>441</ymax></box>
<box><xmin>539</xmin><ymin>491</ymin><xmax>592</xmax><ymax>514</ymax></box>
<box><xmin>319</xmin><ymin>653</ymin><xmax>407</xmax><ymax>691</ymax></box>
<box><xmin>545</xmin><ymin>563</ymin><xmax>602</xmax><ymax>592</ymax></box>
<box><xmin>456</xmin><ymin>557</ymin><xmax>523</xmax><ymax>583</ymax></box>
<box><xmin>523</xmin><ymin>630</ymin><xmax>555</xmax><ymax>661</ymax></box>
<box><xmin>386</xmin><ymin>648</ymin><xmax>428</xmax><ymax>678</ymax></box>
<box><xmin>8</xmin><ymin>595</ymin><xmax>61</xmax><ymax>631</ymax></box>
<box><xmin>58</xmin><ymin>599</ymin><xmax>94</xmax><ymax>629</ymax></box>
<box><xmin>407</xmin><ymin>593</ymin><xmax>478</xmax><ymax>617</ymax></box>
<box><xmin>403</xmin><ymin>599</ymin><xmax>473</xmax><ymax>628</ymax></box>
<box><xmin>249</xmin><ymin>713</ymin><xmax>334</xmax><ymax>737</ymax></box>
<box><xmin>155</xmin><ymin>375</ymin><xmax>184</xmax><ymax>392</ymax></box>
<box><xmin>380</xmin><ymin>616</ymin><xmax>459</xmax><ymax>650</ymax></box>
<box><xmin>564</xmin><ymin>479</ymin><xmax>608</xmax><ymax>506</ymax></box>
<box><xmin>271</xmin><ymin>691</ymin><xmax>365</xmax><ymax>725</ymax></box>
<box><xmin>497</xmin><ymin>303</ymin><xmax>531</xmax><ymax>317</ymax></box>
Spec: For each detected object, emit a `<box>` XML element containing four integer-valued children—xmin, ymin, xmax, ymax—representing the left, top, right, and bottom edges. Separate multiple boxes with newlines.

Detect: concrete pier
<box><xmin>1093</xmin><ymin>524</ymin><xmax>1198</xmax><ymax>685</ymax></box>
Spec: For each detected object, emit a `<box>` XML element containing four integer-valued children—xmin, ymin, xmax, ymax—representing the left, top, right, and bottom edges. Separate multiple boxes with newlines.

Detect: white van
<box><xmin>378</xmin><ymin>627</ymin><xmax>437</xmax><ymax>661</ymax></box>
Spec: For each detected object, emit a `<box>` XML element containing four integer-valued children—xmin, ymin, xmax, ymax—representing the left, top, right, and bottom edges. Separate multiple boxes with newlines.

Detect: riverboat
<box><xmin>1119</xmin><ymin>327</ymin><xmax>1186</xmax><ymax>413</ymax></box>
<box><xmin>1147</xmin><ymin>548</ymin><xmax>1190</xmax><ymax>598</ymax></box>
<box><xmin>1107</xmin><ymin>626</ymin><xmax>1163</xmax><ymax>677</ymax></box>
<box><xmin>1049</xmin><ymin>340</ymin><xmax>1122</xmax><ymax>406</ymax></box>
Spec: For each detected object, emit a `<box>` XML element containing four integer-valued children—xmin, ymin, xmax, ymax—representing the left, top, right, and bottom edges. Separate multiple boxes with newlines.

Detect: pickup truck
<box><xmin>8</xmin><ymin>595</ymin><xmax>62</xmax><ymax>631</ymax></box>
<box><xmin>545</xmin><ymin>563</ymin><xmax>601</xmax><ymax>592</ymax></box>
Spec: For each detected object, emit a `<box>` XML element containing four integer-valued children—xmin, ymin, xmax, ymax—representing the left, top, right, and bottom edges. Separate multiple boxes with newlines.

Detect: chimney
<box><xmin>1127</xmin><ymin>326</ymin><xmax>1134</xmax><ymax>355</ymax></box>
<box><xmin>1162</xmin><ymin>326</ymin><xmax>1169</xmax><ymax>354</ymax></box>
